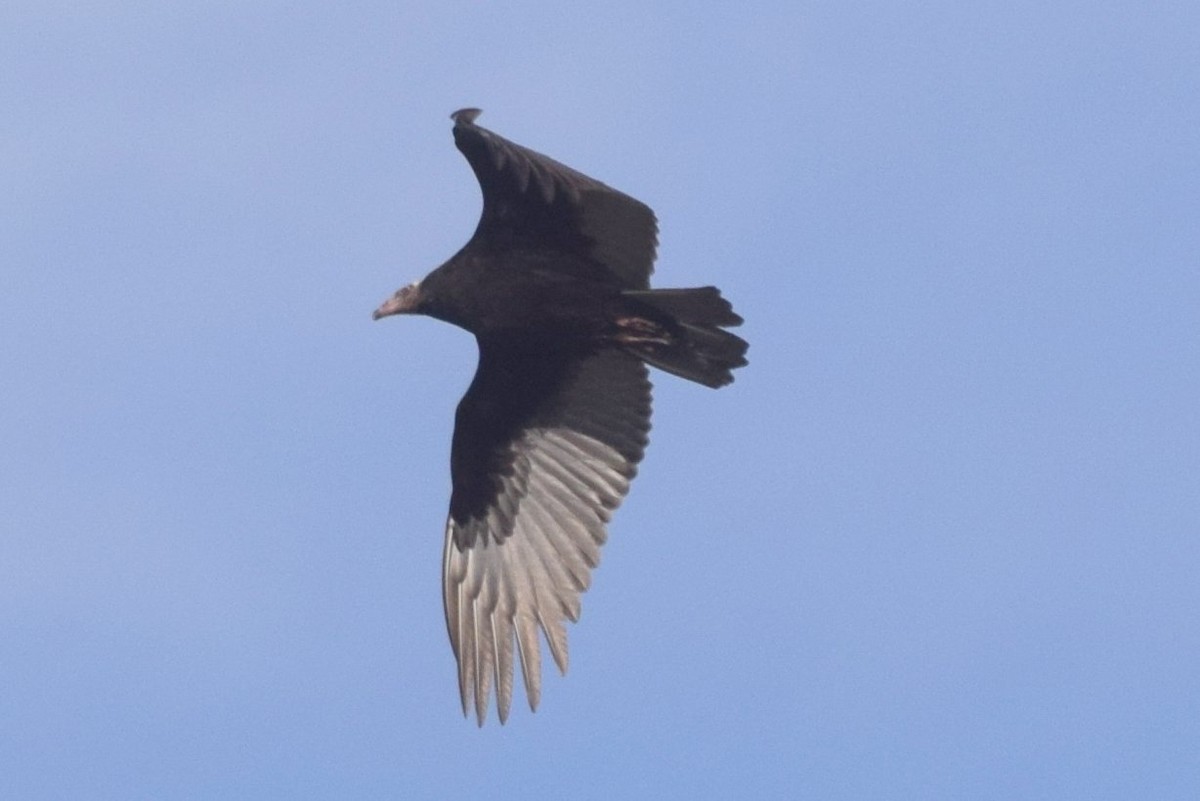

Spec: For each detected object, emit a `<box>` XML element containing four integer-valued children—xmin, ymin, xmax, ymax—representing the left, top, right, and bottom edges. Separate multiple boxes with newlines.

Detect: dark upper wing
<box><xmin>443</xmin><ymin>343</ymin><xmax>652</xmax><ymax>724</ymax></box>
<box><xmin>451</xmin><ymin>108</ymin><xmax>658</xmax><ymax>290</ymax></box>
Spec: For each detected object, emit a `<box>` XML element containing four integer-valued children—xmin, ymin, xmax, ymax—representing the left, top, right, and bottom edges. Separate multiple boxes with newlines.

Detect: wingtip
<box><xmin>452</xmin><ymin>107</ymin><xmax>482</xmax><ymax>126</ymax></box>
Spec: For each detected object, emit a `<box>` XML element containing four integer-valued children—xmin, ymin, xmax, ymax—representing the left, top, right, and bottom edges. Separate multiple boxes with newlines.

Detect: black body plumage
<box><xmin>374</xmin><ymin>109</ymin><xmax>747</xmax><ymax>724</ymax></box>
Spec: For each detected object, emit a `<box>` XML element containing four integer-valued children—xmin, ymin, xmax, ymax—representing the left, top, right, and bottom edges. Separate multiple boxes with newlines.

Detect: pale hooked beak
<box><xmin>372</xmin><ymin>282</ymin><xmax>421</xmax><ymax>320</ymax></box>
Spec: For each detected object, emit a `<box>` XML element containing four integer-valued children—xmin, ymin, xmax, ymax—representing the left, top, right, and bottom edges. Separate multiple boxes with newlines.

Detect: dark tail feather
<box><xmin>623</xmin><ymin>286</ymin><xmax>743</xmax><ymax>327</ymax></box>
<box><xmin>621</xmin><ymin>286</ymin><xmax>748</xmax><ymax>389</ymax></box>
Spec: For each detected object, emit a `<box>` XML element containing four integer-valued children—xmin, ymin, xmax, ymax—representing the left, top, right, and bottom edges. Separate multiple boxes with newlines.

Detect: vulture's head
<box><xmin>373</xmin><ymin>282</ymin><xmax>424</xmax><ymax>320</ymax></box>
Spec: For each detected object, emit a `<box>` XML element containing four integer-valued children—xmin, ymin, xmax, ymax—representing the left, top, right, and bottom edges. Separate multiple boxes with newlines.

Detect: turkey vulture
<box><xmin>374</xmin><ymin>108</ymin><xmax>747</xmax><ymax>724</ymax></box>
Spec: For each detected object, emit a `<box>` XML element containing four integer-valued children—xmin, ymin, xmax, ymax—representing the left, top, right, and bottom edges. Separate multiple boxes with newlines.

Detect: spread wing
<box><xmin>451</xmin><ymin>108</ymin><xmax>658</xmax><ymax>290</ymax></box>
<box><xmin>443</xmin><ymin>343</ymin><xmax>652</xmax><ymax>724</ymax></box>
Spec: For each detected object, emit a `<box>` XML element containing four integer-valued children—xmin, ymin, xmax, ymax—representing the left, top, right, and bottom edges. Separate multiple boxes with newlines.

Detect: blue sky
<box><xmin>3</xmin><ymin>2</ymin><xmax>1197</xmax><ymax>798</ymax></box>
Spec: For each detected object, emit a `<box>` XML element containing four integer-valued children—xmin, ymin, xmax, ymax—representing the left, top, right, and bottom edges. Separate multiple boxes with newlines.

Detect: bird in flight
<box><xmin>374</xmin><ymin>109</ymin><xmax>748</xmax><ymax>724</ymax></box>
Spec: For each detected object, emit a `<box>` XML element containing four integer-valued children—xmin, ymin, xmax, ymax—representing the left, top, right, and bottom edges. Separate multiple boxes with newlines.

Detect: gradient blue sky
<box><xmin>3</xmin><ymin>2</ymin><xmax>1198</xmax><ymax>798</ymax></box>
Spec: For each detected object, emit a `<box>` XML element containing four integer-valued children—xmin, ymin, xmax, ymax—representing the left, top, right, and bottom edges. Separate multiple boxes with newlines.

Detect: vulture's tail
<box><xmin>619</xmin><ymin>286</ymin><xmax>748</xmax><ymax>389</ymax></box>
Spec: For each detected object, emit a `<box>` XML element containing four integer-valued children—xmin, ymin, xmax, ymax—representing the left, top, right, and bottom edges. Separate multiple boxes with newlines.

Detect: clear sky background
<box><xmin>3</xmin><ymin>2</ymin><xmax>1197</xmax><ymax>799</ymax></box>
